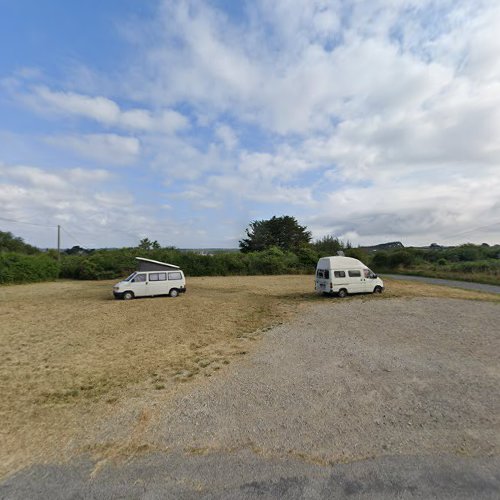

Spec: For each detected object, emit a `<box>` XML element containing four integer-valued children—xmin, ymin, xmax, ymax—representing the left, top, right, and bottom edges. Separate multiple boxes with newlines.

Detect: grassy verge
<box><xmin>1</xmin><ymin>276</ymin><xmax>498</xmax><ymax>477</ymax></box>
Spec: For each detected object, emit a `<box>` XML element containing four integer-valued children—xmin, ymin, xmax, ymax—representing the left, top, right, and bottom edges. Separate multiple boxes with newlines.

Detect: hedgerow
<box><xmin>0</xmin><ymin>253</ymin><xmax>60</xmax><ymax>284</ymax></box>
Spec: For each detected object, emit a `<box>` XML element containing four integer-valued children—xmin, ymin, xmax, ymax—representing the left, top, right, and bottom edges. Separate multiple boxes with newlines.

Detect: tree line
<box><xmin>1</xmin><ymin>216</ymin><xmax>499</xmax><ymax>285</ymax></box>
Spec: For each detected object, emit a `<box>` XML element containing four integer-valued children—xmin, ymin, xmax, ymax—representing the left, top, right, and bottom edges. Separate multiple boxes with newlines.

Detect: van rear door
<box><xmin>315</xmin><ymin>268</ymin><xmax>330</xmax><ymax>292</ymax></box>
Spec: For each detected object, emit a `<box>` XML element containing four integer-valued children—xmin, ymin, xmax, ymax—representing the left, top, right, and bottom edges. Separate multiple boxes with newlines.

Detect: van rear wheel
<box><xmin>122</xmin><ymin>291</ymin><xmax>134</xmax><ymax>300</ymax></box>
<box><xmin>338</xmin><ymin>288</ymin><xmax>348</xmax><ymax>298</ymax></box>
<box><xmin>169</xmin><ymin>289</ymin><xmax>179</xmax><ymax>298</ymax></box>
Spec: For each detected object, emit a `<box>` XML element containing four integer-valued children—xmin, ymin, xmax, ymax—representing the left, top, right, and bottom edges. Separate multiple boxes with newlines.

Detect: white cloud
<box><xmin>34</xmin><ymin>86</ymin><xmax>120</xmax><ymax>123</ymax></box>
<box><xmin>3</xmin><ymin>0</ymin><xmax>500</xmax><ymax>247</ymax></box>
<box><xmin>307</xmin><ymin>168</ymin><xmax>500</xmax><ymax>245</ymax></box>
<box><xmin>215</xmin><ymin>124</ymin><xmax>238</xmax><ymax>150</ymax></box>
<box><xmin>17</xmin><ymin>85</ymin><xmax>189</xmax><ymax>133</ymax></box>
<box><xmin>0</xmin><ymin>164</ymin><xmax>68</xmax><ymax>189</ymax></box>
<box><xmin>44</xmin><ymin>134</ymin><xmax>141</xmax><ymax>166</ymax></box>
<box><xmin>207</xmin><ymin>174</ymin><xmax>315</xmax><ymax>207</ymax></box>
<box><xmin>0</xmin><ymin>162</ymin><xmax>195</xmax><ymax>248</ymax></box>
<box><xmin>66</xmin><ymin>168</ymin><xmax>112</xmax><ymax>183</ymax></box>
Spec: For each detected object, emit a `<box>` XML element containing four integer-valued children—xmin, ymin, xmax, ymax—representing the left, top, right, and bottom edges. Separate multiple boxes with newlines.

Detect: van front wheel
<box><xmin>374</xmin><ymin>286</ymin><xmax>383</xmax><ymax>294</ymax></box>
<box><xmin>338</xmin><ymin>289</ymin><xmax>348</xmax><ymax>298</ymax></box>
<box><xmin>169</xmin><ymin>289</ymin><xmax>179</xmax><ymax>298</ymax></box>
<box><xmin>122</xmin><ymin>291</ymin><xmax>134</xmax><ymax>300</ymax></box>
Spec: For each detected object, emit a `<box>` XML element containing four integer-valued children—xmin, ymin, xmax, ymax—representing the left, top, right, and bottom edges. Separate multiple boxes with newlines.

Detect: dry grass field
<box><xmin>1</xmin><ymin>275</ymin><xmax>499</xmax><ymax>478</ymax></box>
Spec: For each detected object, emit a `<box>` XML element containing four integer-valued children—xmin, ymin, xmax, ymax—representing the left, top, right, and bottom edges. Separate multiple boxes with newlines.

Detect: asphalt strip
<box><xmin>1</xmin><ymin>452</ymin><xmax>499</xmax><ymax>499</ymax></box>
<box><xmin>382</xmin><ymin>274</ymin><xmax>500</xmax><ymax>294</ymax></box>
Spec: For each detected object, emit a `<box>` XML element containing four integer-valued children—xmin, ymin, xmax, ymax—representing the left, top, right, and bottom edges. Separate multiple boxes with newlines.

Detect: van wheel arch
<box><xmin>338</xmin><ymin>288</ymin><xmax>348</xmax><ymax>298</ymax></box>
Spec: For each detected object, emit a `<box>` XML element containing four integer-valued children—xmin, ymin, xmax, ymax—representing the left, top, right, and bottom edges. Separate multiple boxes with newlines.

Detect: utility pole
<box><xmin>57</xmin><ymin>225</ymin><xmax>61</xmax><ymax>261</ymax></box>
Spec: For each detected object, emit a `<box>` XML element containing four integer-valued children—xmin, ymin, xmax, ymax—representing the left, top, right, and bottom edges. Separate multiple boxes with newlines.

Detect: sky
<box><xmin>0</xmin><ymin>0</ymin><xmax>499</xmax><ymax>249</ymax></box>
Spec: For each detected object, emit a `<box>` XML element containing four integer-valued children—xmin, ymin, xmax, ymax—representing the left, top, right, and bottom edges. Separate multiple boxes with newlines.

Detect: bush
<box><xmin>0</xmin><ymin>253</ymin><xmax>60</xmax><ymax>284</ymax></box>
<box><xmin>59</xmin><ymin>250</ymin><xmax>136</xmax><ymax>280</ymax></box>
<box><xmin>345</xmin><ymin>248</ymin><xmax>367</xmax><ymax>262</ymax></box>
<box><xmin>296</xmin><ymin>246</ymin><xmax>318</xmax><ymax>269</ymax></box>
<box><xmin>388</xmin><ymin>250</ymin><xmax>416</xmax><ymax>268</ymax></box>
<box><xmin>371</xmin><ymin>251</ymin><xmax>390</xmax><ymax>269</ymax></box>
<box><xmin>448</xmin><ymin>260</ymin><xmax>500</xmax><ymax>274</ymax></box>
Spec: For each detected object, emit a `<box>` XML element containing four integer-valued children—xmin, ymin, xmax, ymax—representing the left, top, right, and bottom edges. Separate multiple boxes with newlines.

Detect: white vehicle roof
<box><xmin>317</xmin><ymin>256</ymin><xmax>366</xmax><ymax>269</ymax></box>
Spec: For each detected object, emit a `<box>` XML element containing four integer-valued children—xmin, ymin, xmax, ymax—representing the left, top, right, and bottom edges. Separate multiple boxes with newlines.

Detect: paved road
<box><xmin>2</xmin><ymin>453</ymin><xmax>499</xmax><ymax>499</ymax></box>
<box><xmin>383</xmin><ymin>274</ymin><xmax>500</xmax><ymax>294</ymax></box>
<box><xmin>2</xmin><ymin>298</ymin><xmax>499</xmax><ymax>499</ymax></box>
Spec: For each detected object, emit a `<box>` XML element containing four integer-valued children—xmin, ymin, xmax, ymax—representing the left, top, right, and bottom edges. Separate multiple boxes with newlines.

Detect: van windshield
<box><xmin>124</xmin><ymin>272</ymin><xmax>137</xmax><ymax>281</ymax></box>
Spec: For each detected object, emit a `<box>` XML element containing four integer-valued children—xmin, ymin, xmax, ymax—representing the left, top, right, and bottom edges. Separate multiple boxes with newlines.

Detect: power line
<box><xmin>0</xmin><ymin>216</ymin><xmax>56</xmax><ymax>228</ymax></box>
<box><xmin>441</xmin><ymin>220</ymin><xmax>500</xmax><ymax>241</ymax></box>
<box><xmin>65</xmin><ymin>217</ymin><xmax>140</xmax><ymax>244</ymax></box>
<box><xmin>60</xmin><ymin>226</ymin><xmax>87</xmax><ymax>248</ymax></box>
<box><xmin>0</xmin><ymin>216</ymin><xmax>97</xmax><ymax>248</ymax></box>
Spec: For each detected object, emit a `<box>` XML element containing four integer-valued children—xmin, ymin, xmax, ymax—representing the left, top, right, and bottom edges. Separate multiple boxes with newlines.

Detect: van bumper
<box><xmin>113</xmin><ymin>291</ymin><xmax>124</xmax><ymax>299</ymax></box>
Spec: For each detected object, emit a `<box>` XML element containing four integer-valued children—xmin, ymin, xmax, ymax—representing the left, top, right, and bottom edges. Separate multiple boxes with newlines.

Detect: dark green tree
<box><xmin>0</xmin><ymin>231</ymin><xmax>39</xmax><ymax>254</ymax></box>
<box><xmin>138</xmin><ymin>238</ymin><xmax>152</xmax><ymax>250</ymax></box>
<box><xmin>311</xmin><ymin>235</ymin><xmax>344</xmax><ymax>255</ymax></box>
<box><xmin>239</xmin><ymin>216</ymin><xmax>312</xmax><ymax>253</ymax></box>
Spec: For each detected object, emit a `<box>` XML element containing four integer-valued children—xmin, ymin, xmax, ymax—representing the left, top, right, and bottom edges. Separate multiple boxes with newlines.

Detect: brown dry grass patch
<box><xmin>0</xmin><ymin>275</ymin><xmax>498</xmax><ymax>477</ymax></box>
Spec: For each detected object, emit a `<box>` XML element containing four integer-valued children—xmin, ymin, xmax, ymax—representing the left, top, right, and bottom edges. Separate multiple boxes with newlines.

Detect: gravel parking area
<box><xmin>150</xmin><ymin>297</ymin><xmax>499</xmax><ymax>462</ymax></box>
<box><xmin>3</xmin><ymin>296</ymin><xmax>499</xmax><ymax>498</ymax></box>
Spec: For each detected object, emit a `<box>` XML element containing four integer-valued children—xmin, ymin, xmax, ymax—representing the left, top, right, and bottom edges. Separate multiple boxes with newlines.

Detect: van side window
<box><xmin>149</xmin><ymin>273</ymin><xmax>167</xmax><ymax>281</ymax></box>
<box><xmin>348</xmin><ymin>270</ymin><xmax>361</xmax><ymax>277</ymax></box>
<box><xmin>133</xmin><ymin>273</ymin><xmax>146</xmax><ymax>282</ymax></box>
<box><xmin>334</xmin><ymin>271</ymin><xmax>345</xmax><ymax>278</ymax></box>
<box><xmin>168</xmin><ymin>272</ymin><xmax>182</xmax><ymax>280</ymax></box>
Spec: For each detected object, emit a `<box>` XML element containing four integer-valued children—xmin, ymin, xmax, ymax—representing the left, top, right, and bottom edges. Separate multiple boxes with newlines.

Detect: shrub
<box><xmin>345</xmin><ymin>248</ymin><xmax>367</xmax><ymax>262</ymax></box>
<box><xmin>388</xmin><ymin>250</ymin><xmax>415</xmax><ymax>268</ymax></box>
<box><xmin>0</xmin><ymin>253</ymin><xmax>60</xmax><ymax>284</ymax></box>
<box><xmin>296</xmin><ymin>246</ymin><xmax>318</xmax><ymax>269</ymax></box>
<box><xmin>371</xmin><ymin>251</ymin><xmax>390</xmax><ymax>269</ymax></box>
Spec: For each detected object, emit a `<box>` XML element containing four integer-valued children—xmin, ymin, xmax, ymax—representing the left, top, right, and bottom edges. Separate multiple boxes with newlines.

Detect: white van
<box><xmin>113</xmin><ymin>269</ymin><xmax>186</xmax><ymax>300</ymax></box>
<box><xmin>315</xmin><ymin>256</ymin><xmax>384</xmax><ymax>297</ymax></box>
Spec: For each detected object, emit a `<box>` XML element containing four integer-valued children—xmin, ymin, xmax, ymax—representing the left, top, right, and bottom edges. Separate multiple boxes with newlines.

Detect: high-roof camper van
<box><xmin>315</xmin><ymin>256</ymin><xmax>384</xmax><ymax>297</ymax></box>
<box><xmin>113</xmin><ymin>257</ymin><xmax>186</xmax><ymax>300</ymax></box>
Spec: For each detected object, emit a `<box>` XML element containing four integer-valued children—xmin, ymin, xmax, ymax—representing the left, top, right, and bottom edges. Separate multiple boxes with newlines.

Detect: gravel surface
<box><xmin>147</xmin><ymin>297</ymin><xmax>499</xmax><ymax>461</ymax></box>
<box><xmin>2</xmin><ymin>297</ymin><xmax>499</xmax><ymax>498</ymax></box>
